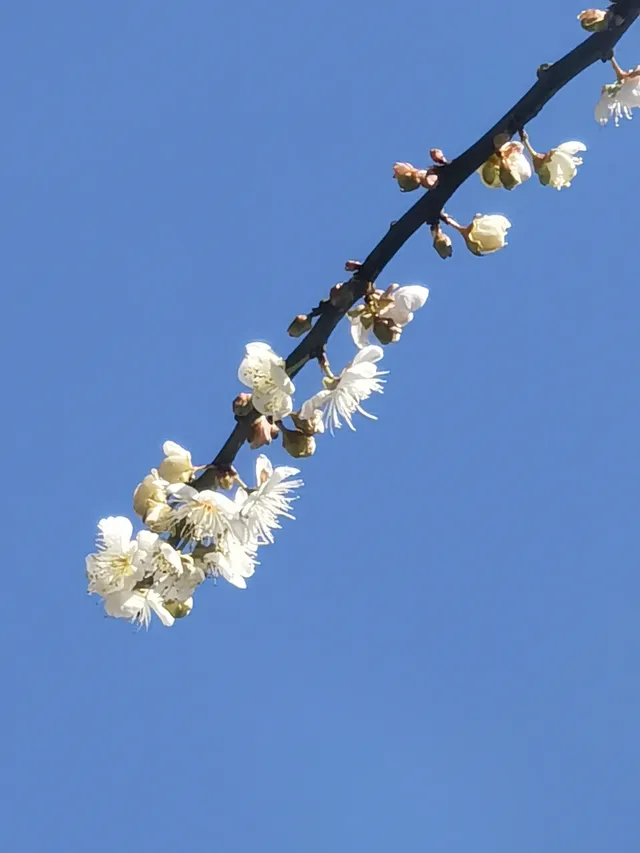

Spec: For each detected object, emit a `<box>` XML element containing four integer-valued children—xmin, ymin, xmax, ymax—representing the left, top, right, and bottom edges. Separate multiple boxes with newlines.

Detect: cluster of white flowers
<box><xmin>88</xmin><ymin>10</ymin><xmax>638</xmax><ymax>630</ymax></box>
<box><xmin>86</xmin><ymin>447</ymin><xmax>303</xmax><ymax>628</ymax></box>
<box><xmin>87</xmin><ymin>282</ymin><xmax>433</xmax><ymax>629</ymax></box>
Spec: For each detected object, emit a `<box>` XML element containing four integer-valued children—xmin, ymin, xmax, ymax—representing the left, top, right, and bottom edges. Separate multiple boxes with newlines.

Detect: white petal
<box><xmin>349</xmin><ymin>316</ymin><xmax>371</xmax><ymax>349</ymax></box>
<box><xmin>394</xmin><ymin>285</ymin><xmax>429</xmax><ymax>314</ymax></box>
<box><xmin>556</xmin><ymin>141</ymin><xmax>586</xmax><ymax>156</ymax></box>
<box><xmin>300</xmin><ymin>390</ymin><xmax>331</xmax><ymax>419</ymax></box>
<box><xmin>147</xmin><ymin>590</ymin><xmax>175</xmax><ymax>627</ymax></box>
<box><xmin>159</xmin><ymin>542</ymin><xmax>183</xmax><ymax>573</ymax></box>
<box><xmin>136</xmin><ymin>530</ymin><xmax>159</xmax><ymax>553</ymax></box>
<box><xmin>162</xmin><ymin>441</ymin><xmax>190</xmax><ymax>459</ymax></box>
<box><xmin>351</xmin><ymin>345</ymin><xmax>384</xmax><ymax>366</ymax></box>
<box><xmin>98</xmin><ymin>516</ymin><xmax>134</xmax><ymax>552</ymax></box>
<box><xmin>255</xmin><ymin>454</ymin><xmax>274</xmax><ymax>484</ymax></box>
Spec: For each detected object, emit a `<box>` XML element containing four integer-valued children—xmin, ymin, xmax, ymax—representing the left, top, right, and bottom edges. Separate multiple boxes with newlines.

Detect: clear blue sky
<box><xmin>1</xmin><ymin>2</ymin><xmax>638</xmax><ymax>850</ymax></box>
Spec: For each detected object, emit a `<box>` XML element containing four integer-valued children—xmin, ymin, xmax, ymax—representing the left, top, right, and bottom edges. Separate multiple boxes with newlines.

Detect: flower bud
<box><xmin>145</xmin><ymin>502</ymin><xmax>173</xmax><ymax>533</ymax></box>
<box><xmin>432</xmin><ymin>225</ymin><xmax>453</xmax><ymax>259</ymax></box>
<box><xmin>164</xmin><ymin>598</ymin><xmax>193</xmax><ymax>619</ymax></box>
<box><xmin>462</xmin><ymin>214</ymin><xmax>511</xmax><ymax>256</ymax></box>
<box><xmin>430</xmin><ymin>148</ymin><xmax>447</xmax><ymax>164</ymax></box>
<box><xmin>157</xmin><ymin>441</ymin><xmax>195</xmax><ymax>484</ymax></box>
<box><xmin>249</xmin><ymin>415</ymin><xmax>279</xmax><ymax>449</ymax></box>
<box><xmin>577</xmin><ymin>9</ymin><xmax>608</xmax><ymax>31</ymax></box>
<box><xmin>287</xmin><ymin>314</ymin><xmax>312</xmax><ymax>337</ymax></box>
<box><xmin>393</xmin><ymin>162</ymin><xmax>423</xmax><ymax>192</ymax></box>
<box><xmin>281</xmin><ymin>426</ymin><xmax>316</xmax><ymax>458</ymax></box>
<box><xmin>345</xmin><ymin>260</ymin><xmax>362</xmax><ymax>272</ymax></box>
<box><xmin>133</xmin><ymin>469</ymin><xmax>166</xmax><ymax>520</ymax></box>
<box><xmin>373</xmin><ymin>317</ymin><xmax>402</xmax><ymax>345</ymax></box>
<box><xmin>233</xmin><ymin>392</ymin><xmax>253</xmax><ymax>416</ymax></box>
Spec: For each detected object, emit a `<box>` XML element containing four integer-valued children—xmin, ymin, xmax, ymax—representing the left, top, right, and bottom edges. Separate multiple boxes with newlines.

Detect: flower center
<box><xmin>110</xmin><ymin>554</ymin><xmax>134</xmax><ymax>580</ymax></box>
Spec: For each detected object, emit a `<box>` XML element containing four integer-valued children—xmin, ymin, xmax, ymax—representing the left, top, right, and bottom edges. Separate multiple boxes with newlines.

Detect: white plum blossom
<box><xmin>463</xmin><ymin>214</ymin><xmax>511</xmax><ymax>256</ymax></box>
<box><xmin>595</xmin><ymin>75</ymin><xmax>640</xmax><ymax>125</ymax></box>
<box><xmin>86</xmin><ymin>516</ymin><xmax>146</xmax><ymax>597</ymax></box>
<box><xmin>168</xmin><ymin>484</ymin><xmax>239</xmax><ymax>543</ymax></box>
<box><xmin>349</xmin><ymin>285</ymin><xmax>429</xmax><ymax>348</ymax></box>
<box><xmin>535</xmin><ymin>142</ymin><xmax>586</xmax><ymax>189</ymax></box>
<box><xmin>158</xmin><ymin>441</ymin><xmax>195</xmax><ymax>484</ymax></box>
<box><xmin>477</xmin><ymin>141</ymin><xmax>532</xmax><ymax>190</ymax></box>
<box><xmin>103</xmin><ymin>588</ymin><xmax>175</xmax><ymax>628</ymax></box>
<box><xmin>234</xmin><ymin>454</ymin><xmax>303</xmax><ymax>545</ymax></box>
<box><xmin>198</xmin><ymin>537</ymin><xmax>259</xmax><ymax>589</ymax></box>
<box><xmin>238</xmin><ymin>342</ymin><xmax>295</xmax><ymax>419</ymax></box>
<box><xmin>300</xmin><ymin>345</ymin><xmax>387</xmax><ymax>433</ymax></box>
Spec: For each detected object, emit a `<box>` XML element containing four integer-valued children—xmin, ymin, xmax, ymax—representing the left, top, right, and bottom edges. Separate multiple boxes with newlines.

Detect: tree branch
<box><xmin>195</xmin><ymin>4</ymin><xmax>640</xmax><ymax>490</ymax></box>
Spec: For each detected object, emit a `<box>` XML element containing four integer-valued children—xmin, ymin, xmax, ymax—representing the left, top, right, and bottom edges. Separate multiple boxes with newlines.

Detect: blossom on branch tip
<box><xmin>238</xmin><ymin>342</ymin><xmax>295</xmax><ymax>420</ymax></box>
<box><xmin>300</xmin><ymin>345</ymin><xmax>387</xmax><ymax>433</ymax></box>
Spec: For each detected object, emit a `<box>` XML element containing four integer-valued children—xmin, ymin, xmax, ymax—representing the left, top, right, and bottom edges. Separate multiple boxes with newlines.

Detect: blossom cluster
<box><xmin>87</xmin><ymin>9</ymin><xmax>637</xmax><ymax>629</ymax></box>
<box><xmin>86</xmin><ymin>449</ymin><xmax>303</xmax><ymax>627</ymax></box>
<box><xmin>87</xmin><ymin>280</ymin><xmax>431</xmax><ymax>628</ymax></box>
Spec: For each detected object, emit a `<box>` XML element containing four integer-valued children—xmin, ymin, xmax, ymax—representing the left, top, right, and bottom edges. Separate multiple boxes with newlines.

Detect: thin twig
<box><xmin>194</xmin><ymin>3</ymin><xmax>640</xmax><ymax>491</ymax></box>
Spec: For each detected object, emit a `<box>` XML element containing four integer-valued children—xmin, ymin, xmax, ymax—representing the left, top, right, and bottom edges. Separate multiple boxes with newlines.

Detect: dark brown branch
<box><xmin>194</xmin><ymin>6</ymin><xmax>640</xmax><ymax>490</ymax></box>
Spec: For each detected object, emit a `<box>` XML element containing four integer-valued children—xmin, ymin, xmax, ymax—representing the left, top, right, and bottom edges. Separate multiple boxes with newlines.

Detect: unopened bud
<box><xmin>233</xmin><ymin>392</ymin><xmax>253</xmax><ymax>416</ymax></box>
<box><xmin>345</xmin><ymin>259</ymin><xmax>362</xmax><ymax>272</ymax></box>
<box><xmin>373</xmin><ymin>317</ymin><xmax>402</xmax><ymax>345</ymax></box>
<box><xmin>133</xmin><ymin>469</ymin><xmax>166</xmax><ymax>519</ymax></box>
<box><xmin>430</xmin><ymin>148</ymin><xmax>448</xmax><ymax>164</ymax></box>
<box><xmin>577</xmin><ymin>9</ymin><xmax>608</xmax><ymax>32</ymax></box>
<box><xmin>145</xmin><ymin>503</ymin><xmax>173</xmax><ymax>533</ymax></box>
<box><xmin>393</xmin><ymin>162</ymin><xmax>423</xmax><ymax>192</ymax></box>
<box><xmin>249</xmin><ymin>416</ymin><xmax>279</xmax><ymax>449</ymax></box>
<box><xmin>281</xmin><ymin>426</ymin><xmax>316</xmax><ymax>458</ymax></box>
<box><xmin>431</xmin><ymin>226</ymin><xmax>453</xmax><ymax>259</ymax></box>
<box><xmin>164</xmin><ymin>598</ymin><xmax>193</xmax><ymax>619</ymax></box>
<box><xmin>287</xmin><ymin>314</ymin><xmax>312</xmax><ymax>337</ymax></box>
